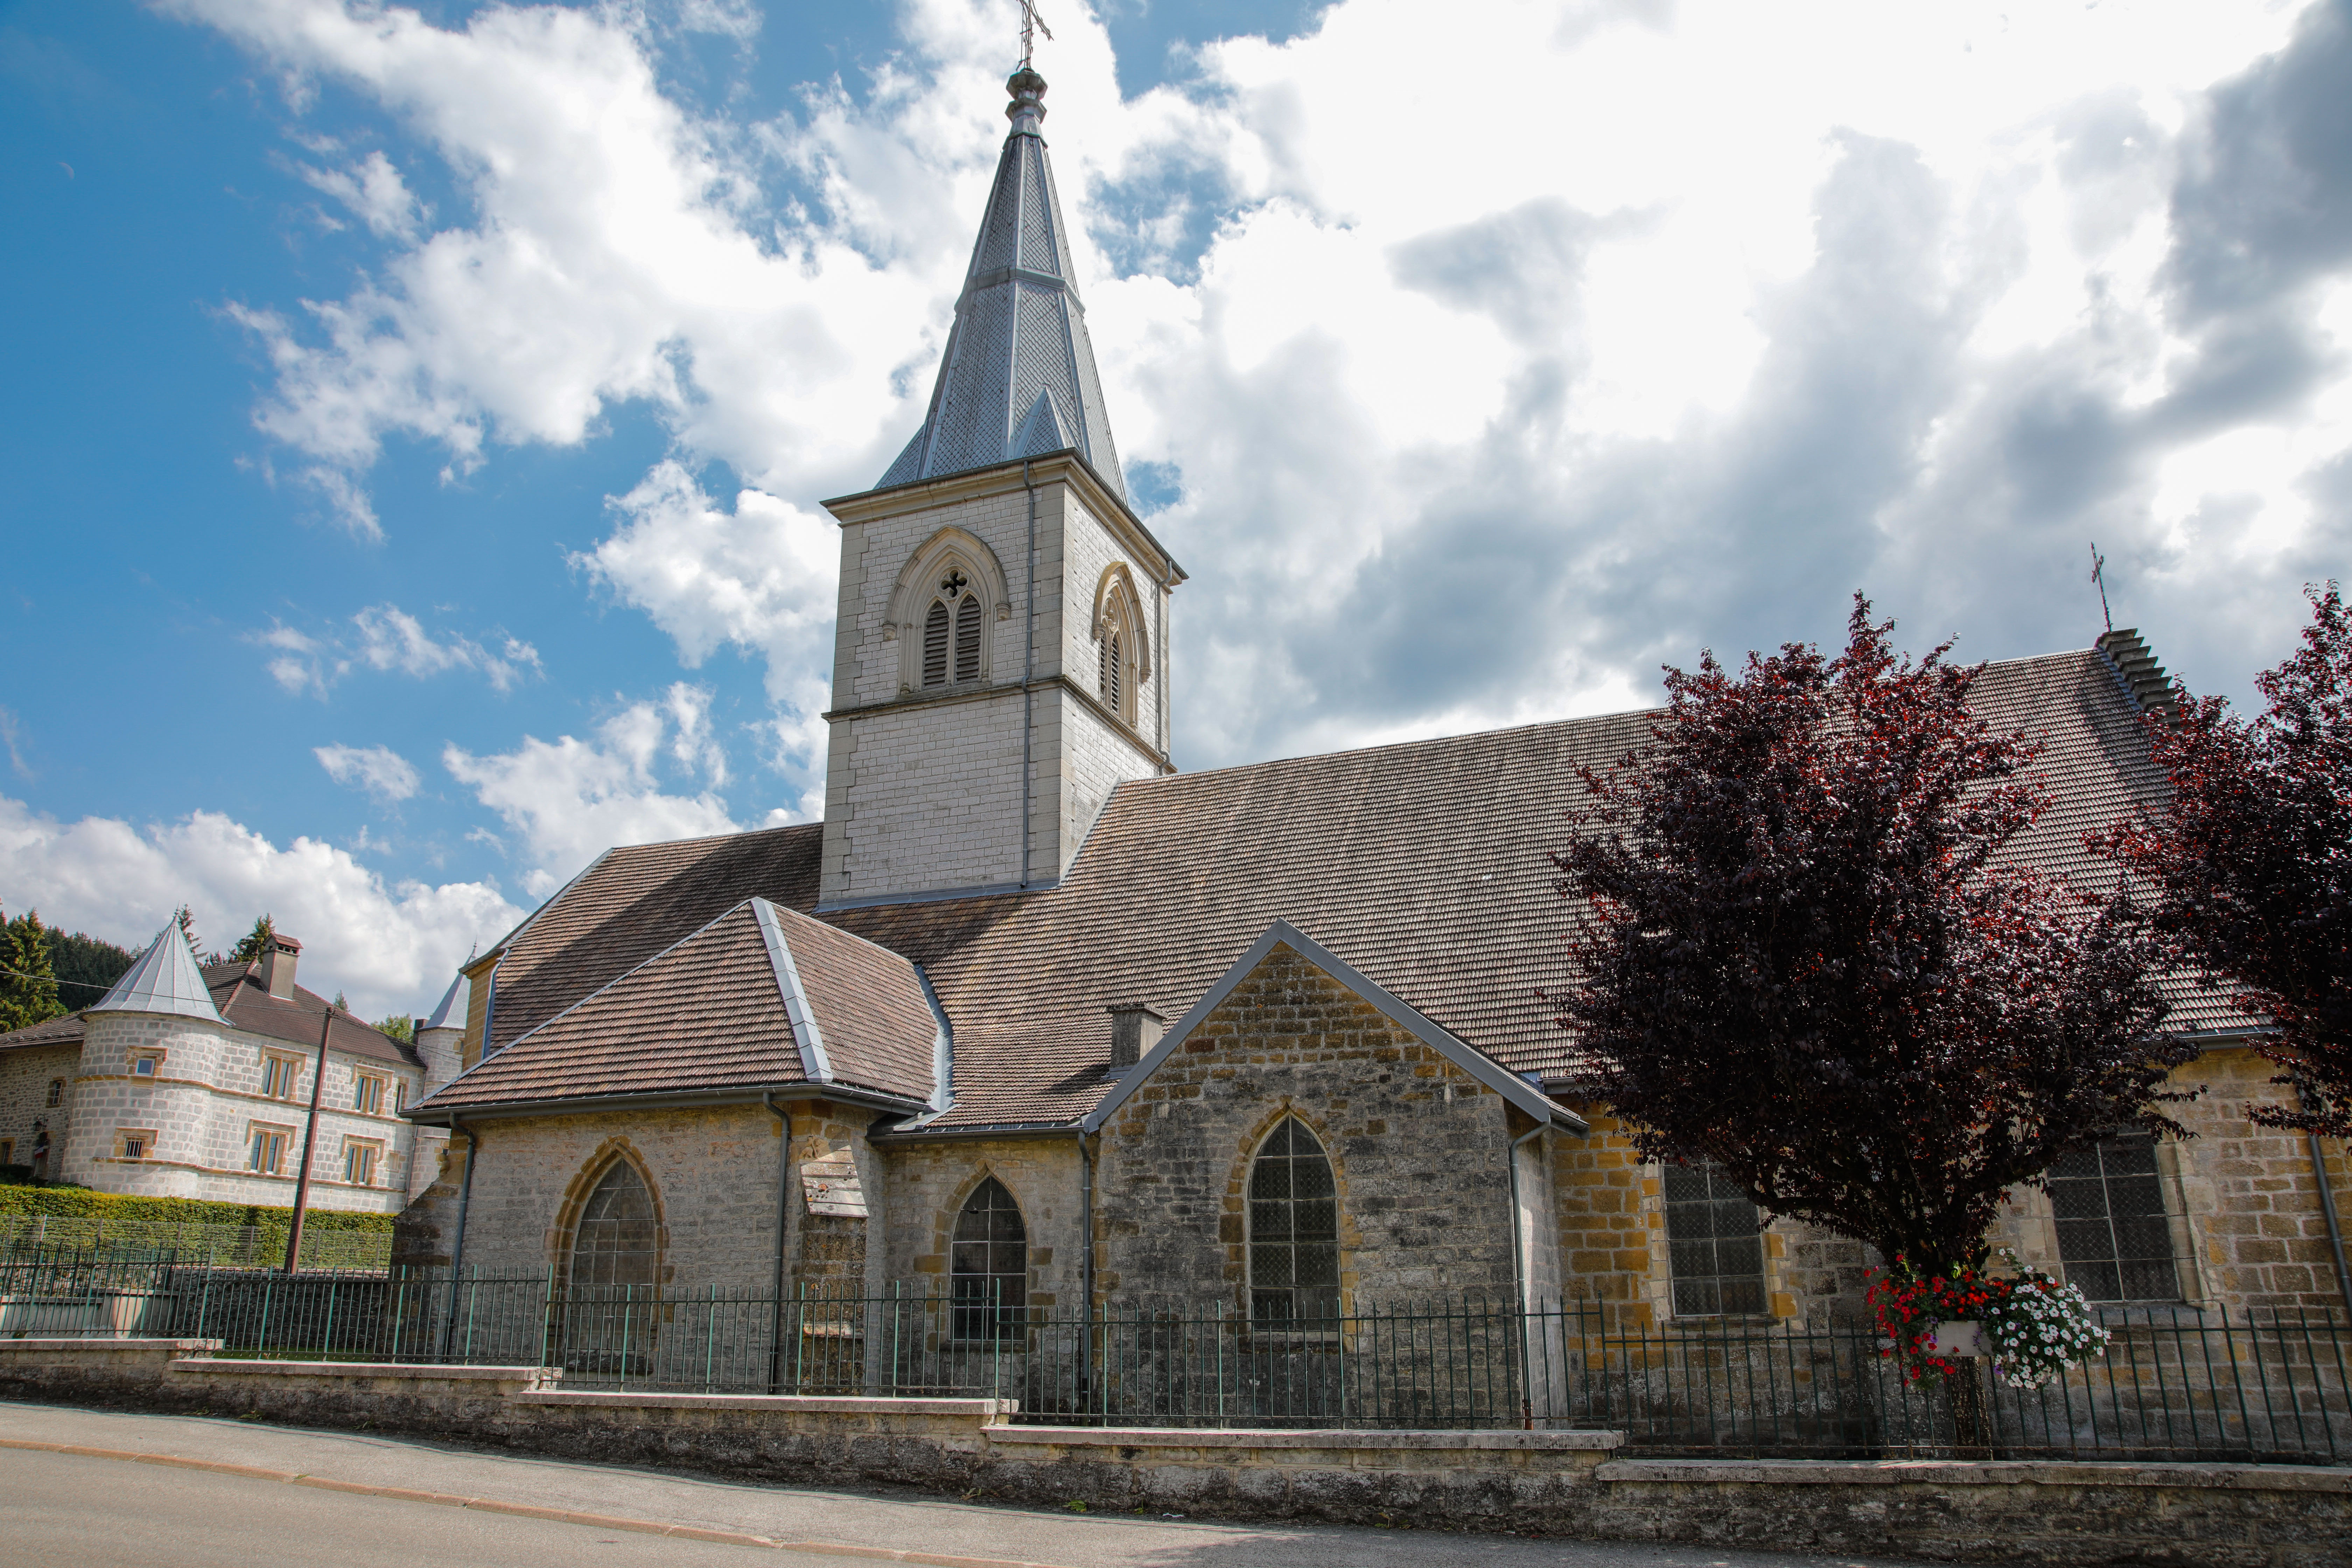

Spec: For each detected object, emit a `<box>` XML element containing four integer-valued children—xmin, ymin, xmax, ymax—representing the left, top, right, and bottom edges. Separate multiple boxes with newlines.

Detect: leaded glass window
<box><xmin>572</xmin><ymin>1160</ymin><xmax>659</xmax><ymax>1289</ymax></box>
<box><xmin>1249</xmin><ymin>1118</ymin><xmax>1340</xmax><ymax>1327</ymax></box>
<box><xmin>1665</xmin><ymin>1160</ymin><xmax>1766</xmax><ymax>1316</ymax></box>
<box><xmin>2050</xmin><ymin>1133</ymin><xmax>2180</xmax><ymax>1302</ymax></box>
<box><xmin>950</xmin><ymin>1177</ymin><xmax>1027</xmax><ymax>1340</ymax></box>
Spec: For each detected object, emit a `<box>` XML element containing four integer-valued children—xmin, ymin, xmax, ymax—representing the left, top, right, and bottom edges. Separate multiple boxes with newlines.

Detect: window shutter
<box><xmin>923</xmin><ymin>600</ymin><xmax>950</xmax><ymax>686</ymax></box>
<box><xmin>1107</xmin><ymin>630</ymin><xmax>1123</xmax><ymax>718</ymax></box>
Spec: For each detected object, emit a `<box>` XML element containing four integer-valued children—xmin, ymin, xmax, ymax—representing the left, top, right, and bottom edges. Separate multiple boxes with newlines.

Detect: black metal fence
<box><xmin>3</xmin><ymin>1254</ymin><xmax>2344</xmax><ymax>1464</ymax></box>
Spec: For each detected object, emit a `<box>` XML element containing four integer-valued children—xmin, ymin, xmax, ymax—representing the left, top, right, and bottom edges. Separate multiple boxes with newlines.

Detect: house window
<box><xmin>950</xmin><ymin>1177</ymin><xmax>1028</xmax><ymax>1340</ymax></box>
<box><xmin>1665</xmin><ymin>1161</ymin><xmax>1767</xmax><ymax>1316</ymax></box>
<box><xmin>394</xmin><ymin>1082</ymin><xmax>407</xmax><ymax>1113</ymax></box>
<box><xmin>262</xmin><ymin>1055</ymin><xmax>301</xmax><ymax>1099</ymax></box>
<box><xmin>571</xmin><ymin>1160</ymin><xmax>659</xmax><ymax>1288</ymax></box>
<box><xmin>353</xmin><ymin>1075</ymin><xmax>385</xmax><ymax>1115</ymax></box>
<box><xmin>130</xmin><ymin>1053</ymin><xmax>161</xmax><ymax>1077</ymax></box>
<box><xmin>343</xmin><ymin>1140</ymin><xmax>380</xmax><ymax>1186</ymax></box>
<box><xmin>1248</xmin><ymin>1117</ymin><xmax>1340</xmax><ymax>1328</ymax></box>
<box><xmin>0</xmin><ymin>1140</ymin><xmax>12</xmax><ymax>1165</ymax></box>
<box><xmin>248</xmin><ymin>1126</ymin><xmax>290</xmax><ymax>1175</ymax></box>
<box><xmin>920</xmin><ymin>572</ymin><xmax>984</xmax><ymax>688</ymax></box>
<box><xmin>118</xmin><ymin>1130</ymin><xmax>156</xmax><ymax>1161</ymax></box>
<box><xmin>2050</xmin><ymin>1133</ymin><xmax>2181</xmax><ymax>1302</ymax></box>
<box><xmin>46</xmin><ymin>1079</ymin><xmax>63</xmax><ymax>1107</ymax></box>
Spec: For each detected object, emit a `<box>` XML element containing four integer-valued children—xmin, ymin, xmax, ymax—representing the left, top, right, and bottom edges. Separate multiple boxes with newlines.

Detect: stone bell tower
<box><xmin>816</xmin><ymin>66</ymin><xmax>1185</xmax><ymax>911</ymax></box>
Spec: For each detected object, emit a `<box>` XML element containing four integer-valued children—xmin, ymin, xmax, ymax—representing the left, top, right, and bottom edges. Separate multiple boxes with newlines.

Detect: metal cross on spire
<box><xmin>1018</xmin><ymin>0</ymin><xmax>1053</xmax><ymax>69</ymax></box>
<box><xmin>2090</xmin><ymin>542</ymin><xmax>2113</xmax><ymax>634</ymax></box>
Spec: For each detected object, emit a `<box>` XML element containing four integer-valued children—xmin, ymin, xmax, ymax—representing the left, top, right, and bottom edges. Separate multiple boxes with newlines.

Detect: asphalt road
<box><xmin>0</xmin><ymin>1401</ymin><xmax>1937</xmax><ymax>1568</ymax></box>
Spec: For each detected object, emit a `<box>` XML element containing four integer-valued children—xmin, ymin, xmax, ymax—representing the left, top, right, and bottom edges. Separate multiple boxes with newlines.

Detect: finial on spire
<box><xmin>1018</xmin><ymin>0</ymin><xmax>1052</xmax><ymax>70</ymax></box>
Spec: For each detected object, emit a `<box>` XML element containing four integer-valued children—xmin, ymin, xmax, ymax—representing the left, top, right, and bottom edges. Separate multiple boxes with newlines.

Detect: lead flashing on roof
<box><xmin>1082</xmin><ymin>918</ymin><xmax>1587</xmax><ymax>1136</ymax></box>
<box><xmin>815</xmin><ymin>876</ymin><xmax>1057</xmax><ymax>914</ymax></box>
<box><xmin>914</xmin><ymin>963</ymin><xmax>954</xmax><ymax>1114</ymax></box>
<box><xmin>753</xmin><ymin>897</ymin><xmax>832</xmax><ymax>1084</ymax></box>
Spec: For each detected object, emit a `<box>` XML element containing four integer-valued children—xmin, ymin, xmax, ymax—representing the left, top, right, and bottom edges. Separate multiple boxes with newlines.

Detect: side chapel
<box><xmin>395</xmin><ymin>67</ymin><xmax>2351</xmax><ymax>1330</ymax></box>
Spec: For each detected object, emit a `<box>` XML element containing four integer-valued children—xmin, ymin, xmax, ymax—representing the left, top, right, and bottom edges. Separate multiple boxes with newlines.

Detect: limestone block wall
<box><xmin>2163</xmin><ymin>1046</ymin><xmax>2349</xmax><ymax>1311</ymax></box>
<box><xmin>822</xmin><ymin>692</ymin><xmax>1030</xmax><ymax>898</ymax></box>
<box><xmin>876</xmin><ymin>1135</ymin><xmax>1083</xmax><ymax>1312</ymax></box>
<box><xmin>0</xmin><ymin>1041</ymin><xmax>76</xmax><ymax>1173</ymax></box>
<box><xmin>1093</xmin><ymin>943</ymin><xmax>1522</xmax><ymax>1308</ymax></box>
<box><xmin>425</xmin><ymin>1105</ymin><xmax>787</xmax><ymax>1289</ymax></box>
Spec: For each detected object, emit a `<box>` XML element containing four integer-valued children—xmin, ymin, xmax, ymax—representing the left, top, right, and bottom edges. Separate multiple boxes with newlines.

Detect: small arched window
<box><xmin>1098</xmin><ymin>626</ymin><xmax>1123</xmax><ymax>716</ymax></box>
<box><xmin>1091</xmin><ymin>567</ymin><xmax>1148</xmax><ymax>727</ymax></box>
<box><xmin>950</xmin><ymin>1177</ymin><xmax>1027</xmax><ymax>1340</ymax></box>
<box><xmin>1248</xmin><ymin>1118</ymin><xmax>1339</xmax><ymax>1327</ymax></box>
<box><xmin>571</xmin><ymin>1160</ymin><xmax>659</xmax><ymax>1289</ymax></box>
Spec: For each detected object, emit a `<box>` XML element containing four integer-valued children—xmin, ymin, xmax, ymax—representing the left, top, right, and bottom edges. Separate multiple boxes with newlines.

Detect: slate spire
<box><xmin>877</xmin><ymin>68</ymin><xmax>1126</xmax><ymax>499</ymax></box>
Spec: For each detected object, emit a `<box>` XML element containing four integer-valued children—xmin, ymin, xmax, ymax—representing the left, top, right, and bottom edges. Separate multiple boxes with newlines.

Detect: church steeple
<box><xmin>877</xmin><ymin>68</ymin><xmax>1126</xmax><ymax>500</ymax></box>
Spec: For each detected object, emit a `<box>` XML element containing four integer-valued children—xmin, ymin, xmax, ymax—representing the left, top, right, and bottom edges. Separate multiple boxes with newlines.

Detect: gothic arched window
<box><xmin>1248</xmin><ymin>1118</ymin><xmax>1339</xmax><ymax>1327</ymax></box>
<box><xmin>921</xmin><ymin>569</ymin><xmax>984</xmax><ymax>688</ymax></box>
<box><xmin>1091</xmin><ymin>566</ymin><xmax>1149</xmax><ymax>728</ymax></box>
<box><xmin>571</xmin><ymin>1160</ymin><xmax>659</xmax><ymax>1289</ymax></box>
<box><xmin>950</xmin><ymin>1177</ymin><xmax>1027</xmax><ymax>1339</ymax></box>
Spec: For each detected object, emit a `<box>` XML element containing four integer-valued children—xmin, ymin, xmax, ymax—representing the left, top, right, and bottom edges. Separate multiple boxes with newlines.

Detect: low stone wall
<box><xmin>1</xmin><ymin>1340</ymin><xmax>2345</xmax><ymax>1566</ymax></box>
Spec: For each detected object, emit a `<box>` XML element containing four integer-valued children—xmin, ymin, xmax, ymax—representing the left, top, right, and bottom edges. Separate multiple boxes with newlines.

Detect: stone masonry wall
<box><xmin>1094</xmin><ymin>942</ymin><xmax>1521</xmax><ymax>1308</ymax></box>
<box><xmin>437</xmin><ymin>1105</ymin><xmax>786</xmax><ymax>1290</ymax></box>
<box><xmin>877</xmin><ymin>1134</ymin><xmax>1083</xmax><ymax>1313</ymax></box>
<box><xmin>0</xmin><ymin>1041</ymin><xmax>75</xmax><ymax>1175</ymax></box>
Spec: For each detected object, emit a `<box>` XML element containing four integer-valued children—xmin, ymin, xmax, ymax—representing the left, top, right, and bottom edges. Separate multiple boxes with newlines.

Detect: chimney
<box><xmin>262</xmin><ymin>933</ymin><xmax>302</xmax><ymax>1000</ymax></box>
<box><xmin>1106</xmin><ymin>1002</ymin><xmax>1167</xmax><ymax>1072</ymax></box>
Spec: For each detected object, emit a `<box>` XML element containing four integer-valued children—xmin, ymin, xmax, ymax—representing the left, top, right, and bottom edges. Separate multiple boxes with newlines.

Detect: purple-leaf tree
<box><xmin>2100</xmin><ymin>584</ymin><xmax>2352</xmax><ymax>1136</ymax></box>
<box><xmin>1555</xmin><ymin>596</ymin><xmax>2192</xmax><ymax>1270</ymax></box>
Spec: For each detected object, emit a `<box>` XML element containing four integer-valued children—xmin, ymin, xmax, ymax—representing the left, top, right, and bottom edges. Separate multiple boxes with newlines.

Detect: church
<box><xmin>392</xmin><ymin>65</ymin><xmax>2349</xmax><ymax>1333</ymax></box>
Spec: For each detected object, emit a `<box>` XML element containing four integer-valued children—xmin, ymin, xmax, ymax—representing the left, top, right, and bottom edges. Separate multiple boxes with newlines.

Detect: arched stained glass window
<box><xmin>571</xmin><ymin>1160</ymin><xmax>659</xmax><ymax>1289</ymax></box>
<box><xmin>1248</xmin><ymin>1118</ymin><xmax>1339</xmax><ymax>1327</ymax></box>
<box><xmin>950</xmin><ymin>1177</ymin><xmax>1027</xmax><ymax>1340</ymax></box>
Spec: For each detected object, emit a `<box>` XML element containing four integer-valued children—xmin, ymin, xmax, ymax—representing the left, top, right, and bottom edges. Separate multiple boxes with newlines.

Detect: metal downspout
<box><xmin>2300</xmin><ymin>1085</ymin><xmax>2352</xmax><ymax>1316</ymax></box>
<box><xmin>1505</xmin><ymin>1122</ymin><xmax>1546</xmax><ymax>1429</ymax></box>
<box><xmin>1153</xmin><ymin>557</ymin><xmax>1169</xmax><ymax>768</ymax></box>
<box><xmin>765</xmin><ymin>1092</ymin><xmax>793</xmax><ymax>1392</ymax></box>
<box><xmin>440</xmin><ymin>1116</ymin><xmax>478</xmax><ymax>1360</ymax></box>
<box><xmin>1020</xmin><ymin>459</ymin><xmax>1037</xmax><ymax>887</ymax></box>
<box><xmin>1078</xmin><ymin>1128</ymin><xmax>1094</xmax><ymax>1402</ymax></box>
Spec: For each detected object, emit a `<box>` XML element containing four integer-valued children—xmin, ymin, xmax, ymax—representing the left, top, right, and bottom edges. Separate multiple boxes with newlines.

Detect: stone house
<box><xmin>0</xmin><ymin>925</ymin><xmax>448</xmax><ymax>1212</ymax></box>
<box><xmin>398</xmin><ymin>66</ymin><xmax>2352</xmax><ymax>1333</ymax></box>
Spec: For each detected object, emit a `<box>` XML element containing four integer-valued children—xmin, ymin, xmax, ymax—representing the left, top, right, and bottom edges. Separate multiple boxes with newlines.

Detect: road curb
<box><xmin>0</xmin><ymin>1437</ymin><xmax>1070</xmax><ymax>1565</ymax></box>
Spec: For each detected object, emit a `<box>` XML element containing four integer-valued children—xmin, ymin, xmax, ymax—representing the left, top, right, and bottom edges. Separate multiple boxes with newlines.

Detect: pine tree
<box><xmin>0</xmin><ymin>907</ymin><xmax>66</xmax><ymax>1033</ymax></box>
<box><xmin>231</xmin><ymin>913</ymin><xmax>276</xmax><ymax>965</ymax></box>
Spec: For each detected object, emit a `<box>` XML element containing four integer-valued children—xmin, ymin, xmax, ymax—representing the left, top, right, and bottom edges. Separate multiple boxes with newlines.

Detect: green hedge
<box><xmin>0</xmin><ymin>1184</ymin><xmax>396</xmax><ymax>1234</ymax></box>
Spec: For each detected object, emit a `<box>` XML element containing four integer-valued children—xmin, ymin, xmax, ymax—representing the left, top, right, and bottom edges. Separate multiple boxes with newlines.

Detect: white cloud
<box><xmin>443</xmin><ymin>684</ymin><xmax>740</xmax><ymax>895</ymax></box>
<box><xmin>353</xmin><ymin>603</ymin><xmax>542</xmax><ymax>692</ymax></box>
<box><xmin>298</xmin><ymin>149</ymin><xmax>425</xmax><ymax>240</ymax></box>
<box><xmin>0</xmin><ymin>793</ymin><xmax>519</xmax><ymax>1020</ymax></box>
<box><xmin>179</xmin><ymin>0</ymin><xmax>2352</xmax><ymax>779</ymax></box>
<box><xmin>314</xmin><ymin>742</ymin><xmax>422</xmax><ymax>804</ymax></box>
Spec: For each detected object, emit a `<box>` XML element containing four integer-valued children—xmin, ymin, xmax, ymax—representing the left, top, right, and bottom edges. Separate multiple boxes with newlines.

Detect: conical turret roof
<box><xmin>88</xmin><ymin>922</ymin><xmax>224</xmax><ymax>1023</ymax></box>
<box><xmin>421</xmin><ymin>970</ymin><xmax>470</xmax><ymax>1032</ymax></box>
<box><xmin>878</xmin><ymin>68</ymin><xmax>1126</xmax><ymax>500</ymax></box>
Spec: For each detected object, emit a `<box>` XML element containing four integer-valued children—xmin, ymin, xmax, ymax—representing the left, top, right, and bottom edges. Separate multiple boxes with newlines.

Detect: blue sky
<box><xmin>4</xmin><ymin>0</ymin><xmax>2348</xmax><ymax>1017</ymax></box>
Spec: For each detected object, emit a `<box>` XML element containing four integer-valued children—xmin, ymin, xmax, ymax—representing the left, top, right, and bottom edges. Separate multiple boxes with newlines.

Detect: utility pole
<box><xmin>283</xmin><ymin>1004</ymin><xmax>333</xmax><ymax>1273</ymax></box>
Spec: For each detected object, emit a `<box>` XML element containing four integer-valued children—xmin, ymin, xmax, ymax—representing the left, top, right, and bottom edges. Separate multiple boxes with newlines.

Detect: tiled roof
<box><xmin>203</xmin><ymin>964</ymin><xmax>421</xmax><ymax>1069</ymax></box>
<box><xmin>483</xmin><ymin>824</ymin><xmax>823</xmax><ymax>1055</ymax></box>
<box><xmin>435</xmin><ymin>644</ymin><xmax>2247</xmax><ymax>1128</ymax></box>
<box><xmin>0</xmin><ymin>1012</ymin><xmax>85</xmax><ymax>1055</ymax></box>
<box><xmin>425</xmin><ymin>898</ymin><xmax>938</xmax><ymax>1112</ymax></box>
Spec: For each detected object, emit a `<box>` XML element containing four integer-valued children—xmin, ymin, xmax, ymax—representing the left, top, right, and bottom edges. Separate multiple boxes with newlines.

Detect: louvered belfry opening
<box><xmin>923</xmin><ymin>600</ymin><xmax>950</xmax><ymax>686</ymax></box>
<box><xmin>954</xmin><ymin>593</ymin><xmax>983</xmax><ymax>683</ymax></box>
<box><xmin>1100</xmin><ymin>629</ymin><xmax>1122</xmax><ymax>716</ymax></box>
<box><xmin>1249</xmin><ymin>1116</ymin><xmax>1341</xmax><ymax>1329</ymax></box>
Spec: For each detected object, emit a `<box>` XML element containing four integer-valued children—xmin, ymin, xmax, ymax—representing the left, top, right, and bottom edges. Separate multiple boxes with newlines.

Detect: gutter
<box><xmin>406</xmin><ymin>1082</ymin><xmax>925</xmax><ymax>1126</ymax></box>
<box><xmin>1078</xmin><ymin>1128</ymin><xmax>1095</xmax><ymax>1404</ymax></box>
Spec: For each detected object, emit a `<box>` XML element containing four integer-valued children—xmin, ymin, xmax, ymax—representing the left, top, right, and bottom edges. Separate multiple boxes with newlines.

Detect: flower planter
<box><xmin>1930</xmin><ymin>1319</ymin><xmax>1987</xmax><ymax>1358</ymax></box>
